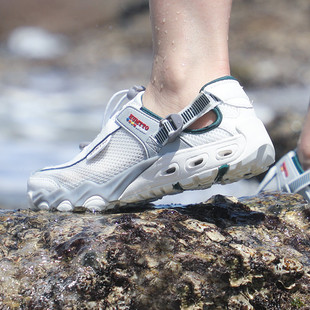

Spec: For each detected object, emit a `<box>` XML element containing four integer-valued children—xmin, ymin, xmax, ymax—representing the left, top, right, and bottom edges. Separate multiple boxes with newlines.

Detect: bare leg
<box><xmin>297</xmin><ymin>105</ymin><xmax>310</xmax><ymax>170</ymax></box>
<box><xmin>143</xmin><ymin>0</ymin><xmax>232</xmax><ymax>128</ymax></box>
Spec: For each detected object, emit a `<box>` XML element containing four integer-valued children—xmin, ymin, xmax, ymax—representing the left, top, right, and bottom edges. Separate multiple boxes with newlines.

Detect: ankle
<box><xmin>143</xmin><ymin>82</ymin><xmax>217</xmax><ymax>129</ymax></box>
<box><xmin>143</xmin><ymin>81</ymin><xmax>192</xmax><ymax>117</ymax></box>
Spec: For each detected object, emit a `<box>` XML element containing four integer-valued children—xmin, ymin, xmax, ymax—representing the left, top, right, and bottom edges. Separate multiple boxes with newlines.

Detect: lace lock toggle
<box><xmin>159</xmin><ymin>113</ymin><xmax>183</xmax><ymax>144</ymax></box>
<box><xmin>127</xmin><ymin>85</ymin><xmax>146</xmax><ymax>100</ymax></box>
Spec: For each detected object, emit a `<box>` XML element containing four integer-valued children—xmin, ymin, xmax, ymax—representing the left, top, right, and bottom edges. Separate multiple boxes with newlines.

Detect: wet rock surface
<box><xmin>1</xmin><ymin>193</ymin><xmax>309</xmax><ymax>309</ymax></box>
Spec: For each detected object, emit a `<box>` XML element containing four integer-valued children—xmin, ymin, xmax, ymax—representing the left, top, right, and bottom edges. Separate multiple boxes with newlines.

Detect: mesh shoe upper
<box><xmin>39</xmin><ymin>128</ymin><xmax>147</xmax><ymax>190</ymax></box>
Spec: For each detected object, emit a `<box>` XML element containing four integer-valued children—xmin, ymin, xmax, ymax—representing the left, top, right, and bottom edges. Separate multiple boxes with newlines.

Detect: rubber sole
<box><xmin>119</xmin><ymin>142</ymin><xmax>274</xmax><ymax>205</ymax></box>
<box><xmin>28</xmin><ymin>135</ymin><xmax>274</xmax><ymax>212</ymax></box>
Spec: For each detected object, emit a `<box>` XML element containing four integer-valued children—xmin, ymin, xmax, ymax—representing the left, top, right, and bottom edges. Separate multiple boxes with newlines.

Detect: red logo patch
<box><xmin>127</xmin><ymin>114</ymin><xmax>149</xmax><ymax>131</ymax></box>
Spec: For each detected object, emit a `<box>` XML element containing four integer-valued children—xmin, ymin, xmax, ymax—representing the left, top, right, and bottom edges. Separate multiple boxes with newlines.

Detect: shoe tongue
<box><xmin>110</xmin><ymin>90</ymin><xmax>144</xmax><ymax>123</ymax></box>
<box><xmin>127</xmin><ymin>91</ymin><xmax>144</xmax><ymax>109</ymax></box>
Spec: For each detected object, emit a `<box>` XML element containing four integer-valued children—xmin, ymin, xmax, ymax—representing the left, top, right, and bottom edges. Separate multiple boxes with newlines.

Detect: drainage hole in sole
<box><xmin>219</xmin><ymin>150</ymin><xmax>232</xmax><ymax>157</ymax></box>
<box><xmin>165</xmin><ymin>167</ymin><xmax>176</xmax><ymax>175</ymax></box>
<box><xmin>193</xmin><ymin>158</ymin><xmax>204</xmax><ymax>166</ymax></box>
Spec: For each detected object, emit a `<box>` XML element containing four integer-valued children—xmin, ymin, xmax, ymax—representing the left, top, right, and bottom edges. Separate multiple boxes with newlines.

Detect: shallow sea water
<box><xmin>1</xmin><ymin>56</ymin><xmax>310</xmax><ymax>209</ymax></box>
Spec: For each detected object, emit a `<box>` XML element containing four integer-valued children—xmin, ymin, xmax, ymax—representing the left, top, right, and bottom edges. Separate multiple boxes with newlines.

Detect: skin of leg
<box><xmin>143</xmin><ymin>0</ymin><xmax>232</xmax><ymax>128</ymax></box>
<box><xmin>297</xmin><ymin>105</ymin><xmax>310</xmax><ymax>170</ymax></box>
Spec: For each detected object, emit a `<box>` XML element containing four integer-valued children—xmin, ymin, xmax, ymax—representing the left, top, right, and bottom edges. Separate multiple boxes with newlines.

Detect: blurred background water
<box><xmin>1</xmin><ymin>0</ymin><xmax>310</xmax><ymax>209</ymax></box>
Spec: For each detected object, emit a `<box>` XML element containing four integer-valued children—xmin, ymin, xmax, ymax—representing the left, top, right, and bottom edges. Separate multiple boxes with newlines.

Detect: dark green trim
<box><xmin>141</xmin><ymin>106</ymin><xmax>162</xmax><ymax>121</ymax></box>
<box><xmin>214</xmin><ymin>164</ymin><xmax>230</xmax><ymax>183</ymax></box>
<box><xmin>183</xmin><ymin>107</ymin><xmax>222</xmax><ymax>134</ymax></box>
<box><xmin>292</xmin><ymin>153</ymin><xmax>304</xmax><ymax>174</ymax></box>
<box><xmin>200</xmin><ymin>76</ymin><xmax>236</xmax><ymax>92</ymax></box>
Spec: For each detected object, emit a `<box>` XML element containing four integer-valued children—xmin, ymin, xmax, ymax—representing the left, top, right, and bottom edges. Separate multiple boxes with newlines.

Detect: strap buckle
<box><xmin>159</xmin><ymin>113</ymin><xmax>183</xmax><ymax>145</ymax></box>
<box><xmin>150</xmin><ymin>91</ymin><xmax>221</xmax><ymax>149</ymax></box>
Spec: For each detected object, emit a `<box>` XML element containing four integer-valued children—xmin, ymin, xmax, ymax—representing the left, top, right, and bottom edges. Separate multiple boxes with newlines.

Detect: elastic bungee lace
<box><xmin>79</xmin><ymin>86</ymin><xmax>145</xmax><ymax>150</ymax></box>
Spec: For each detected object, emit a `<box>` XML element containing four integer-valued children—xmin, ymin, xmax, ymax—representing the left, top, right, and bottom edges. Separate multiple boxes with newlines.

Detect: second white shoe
<box><xmin>258</xmin><ymin>150</ymin><xmax>310</xmax><ymax>201</ymax></box>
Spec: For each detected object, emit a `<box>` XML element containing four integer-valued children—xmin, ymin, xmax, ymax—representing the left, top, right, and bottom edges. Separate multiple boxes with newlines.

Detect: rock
<box><xmin>229</xmin><ymin>0</ymin><xmax>310</xmax><ymax>87</ymax></box>
<box><xmin>266</xmin><ymin>112</ymin><xmax>303</xmax><ymax>162</ymax></box>
<box><xmin>0</xmin><ymin>193</ymin><xmax>309</xmax><ymax>309</ymax></box>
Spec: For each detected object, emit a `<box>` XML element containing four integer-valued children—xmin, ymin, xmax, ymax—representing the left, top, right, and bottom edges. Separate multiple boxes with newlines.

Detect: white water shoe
<box><xmin>258</xmin><ymin>150</ymin><xmax>310</xmax><ymax>201</ymax></box>
<box><xmin>27</xmin><ymin>76</ymin><xmax>275</xmax><ymax>211</ymax></box>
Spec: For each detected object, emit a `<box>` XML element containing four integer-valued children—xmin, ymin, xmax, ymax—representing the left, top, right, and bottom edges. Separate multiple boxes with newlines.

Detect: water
<box><xmin>1</xmin><ymin>54</ymin><xmax>310</xmax><ymax>209</ymax></box>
